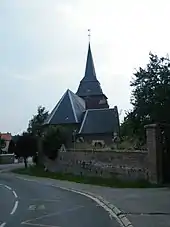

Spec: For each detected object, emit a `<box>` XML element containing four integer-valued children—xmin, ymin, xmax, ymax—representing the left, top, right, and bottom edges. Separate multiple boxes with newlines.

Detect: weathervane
<box><xmin>88</xmin><ymin>29</ymin><xmax>91</xmax><ymax>42</ymax></box>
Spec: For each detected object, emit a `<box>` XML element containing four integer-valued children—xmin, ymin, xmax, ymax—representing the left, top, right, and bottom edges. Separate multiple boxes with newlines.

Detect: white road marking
<box><xmin>0</xmin><ymin>223</ymin><xmax>6</xmax><ymax>227</ymax></box>
<box><xmin>16</xmin><ymin>177</ymin><xmax>40</xmax><ymax>184</ymax></box>
<box><xmin>38</xmin><ymin>205</ymin><xmax>45</xmax><ymax>210</ymax></box>
<box><xmin>22</xmin><ymin>205</ymin><xmax>84</xmax><ymax>224</ymax></box>
<box><xmin>28</xmin><ymin>205</ymin><xmax>45</xmax><ymax>211</ymax></box>
<box><xmin>16</xmin><ymin>175</ymin><xmax>133</xmax><ymax>227</ymax></box>
<box><xmin>12</xmin><ymin>190</ymin><xmax>18</xmax><ymax>198</ymax></box>
<box><xmin>22</xmin><ymin>223</ymin><xmax>60</xmax><ymax>227</ymax></box>
<box><xmin>29</xmin><ymin>199</ymin><xmax>61</xmax><ymax>202</ymax></box>
<box><xmin>57</xmin><ymin>186</ymin><xmax>128</xmax><ymax>227</ymax></box>
<box><xmin>0</xmin><ymin>183</ymin><xmax>19</xmax><ymax>219</ymax></box>
<box><xmin>10</xmin><ymin>200</ymin><xmax>18</xmax><ymax>215</ymax></box>
<box><xmin>4</xmin><ymin>185</ymin><xmax>12</xmax><ymax>190</ymax></box>
<box><xmin>28</xmin><ymin>205</ymin><xmax>36</xmax><ymax>211</ymax></box>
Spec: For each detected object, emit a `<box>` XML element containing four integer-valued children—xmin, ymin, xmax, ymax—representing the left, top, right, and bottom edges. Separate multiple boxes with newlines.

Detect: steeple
<box><xmin>81</xmin><ymin>43</ymin><xmax>97</xmax><ymax>82</ymax></box>
<box><xmin>83</xmin><ymin>28</ymin><xmax>97</xmax><ymax>81</ymax></box>
<box><xmin>76</xmin><ymin>43</ymin><xmax>104</xmax><ymax>97</ymax></box>
<box><xmin>76</xmin><ymin>34</ymin><xmax>109</xmax><ymax>109</ymax></box>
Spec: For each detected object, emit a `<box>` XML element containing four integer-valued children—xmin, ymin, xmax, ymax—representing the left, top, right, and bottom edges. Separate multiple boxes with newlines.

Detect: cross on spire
<box><xmin>88</xmin><ymin>29</ymin><xmax>91</xmax><ymax>42</ymax></box>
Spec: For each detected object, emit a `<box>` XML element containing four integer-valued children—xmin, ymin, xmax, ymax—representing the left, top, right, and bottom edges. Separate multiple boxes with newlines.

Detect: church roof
<box><xmin>44</xmin><ymin>89</ymin><xmax>85</xmax><ymax>125</ymax></box>
<box><xmin>76</xmin><ymin>43</ymin><xmax>104</xmax><ymax>97</ymax></box>
<box><xmin>78</xmin><ymin>107</ymin><xmax>119</xmax><ymax>135</ymax></box>
<box><xmin>81</xmin><ymin>43</ymin><xmax>97</xmax><ymax>82</ymax></box>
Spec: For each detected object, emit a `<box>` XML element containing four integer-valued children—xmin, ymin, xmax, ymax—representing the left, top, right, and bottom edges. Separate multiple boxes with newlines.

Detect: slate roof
<box><xmin>78</xmin><ymin>107</ymin><xmax>120</xmax><ymax>134</ymax></box>
<box><xmin>76</xmin><ymin>43</ymin><xmax>104</xmax><ymax>97</ymax></box>
<box><xmin>44</xmin><ymin>89</ymin><xmax>85</xmax><ymax>125</ymax></box>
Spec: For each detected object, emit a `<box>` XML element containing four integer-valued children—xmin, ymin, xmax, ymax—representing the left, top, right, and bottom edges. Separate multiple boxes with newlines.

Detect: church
<box><xmin>44</xmin><ymin>41</ymin><xmax>120</xmax><ymax>148</ymax></box>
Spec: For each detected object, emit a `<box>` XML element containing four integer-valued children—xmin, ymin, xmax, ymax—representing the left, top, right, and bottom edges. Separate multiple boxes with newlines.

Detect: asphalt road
<box><xmin>0</xmin><ymin>158</ymin><xmax>32</xmax><ymax>172</ymax></box>
<box><xmin>0</xmin><ymin>163</ymin><xmax>24</xmax><ymax>173</ymax></box>
<box><xmin>0</xmin><ymin>173</ymin><xmax>120</xmax><ymax>227</ymax></box>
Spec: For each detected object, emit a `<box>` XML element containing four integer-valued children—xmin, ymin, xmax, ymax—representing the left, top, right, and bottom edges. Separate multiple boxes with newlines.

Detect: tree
<box><xmin>8</xmin><ymin>140</ymin><xmax>16</xmax><ymax>154</ymax></box>
<box><xmin>27</xmin><ymin>106</ymin><xmax>49</xmax><ymax>137</ymax></box>
<box><xmin>12</xmin><ymin>135</ymin><xmax>20</xmax><ymax>144</ymax></box>
<box><xmin>122</xmin><ymin>53</ymin><xmax>170</xmax><ymax>141</ymax></box>
<box><xmin>43</xmin><ymin>126</ymin><xmax>68</xmax><ymax>160</ymax></box>
<box><xmin>15</xmin><ymin>133</ymin><xmax>37</xmax><ymax>168</ymax></box>
<box><xmin>0</xmin><ymin>138</ymin><xmax>6</xmax><ymax>154</ymax></box>
<box><xmin>27</xmin><ymin>106</ymin><xmax>49</xmax><ymax>166</ymax></box>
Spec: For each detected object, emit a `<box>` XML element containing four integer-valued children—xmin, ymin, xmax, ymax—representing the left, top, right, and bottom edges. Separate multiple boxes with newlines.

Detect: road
<box><xmin>0</xmin><ymin>157</ymin><xmax>32</xmax><ymax>173</ymax></box>
<box><xmin>0</xmin><ymin>173</ymin><xmax>120</xmax><ymax>227</ymax></box>
<box><xmin>0</xmin><ymin>163</ymin><xmax>25</xmax><ymax>173</ymax></box>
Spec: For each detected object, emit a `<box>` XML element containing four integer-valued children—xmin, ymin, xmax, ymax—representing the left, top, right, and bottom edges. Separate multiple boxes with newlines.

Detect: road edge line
<box><xmin>52</xmin><ymin>185</ymin><xmax>133</xmax><ymax>227</ymax></box>
<box><xmin>0</xmin><ymin>183</ymin><xmax>19</xmax><ymax>216</ymax></box>
<box><xmin>10</xmin><ymin>200</ymin><xmax>19</xmax><ymax>215</ymax></box>
<box><xmin>15</xmin><ymin>175</ymin><xmax>133</xmax><ymax>227</ymax></box>
<box><xmin>12</xmin><ymin>190</ymin><xmax>18</xmax><ymax>198</ymax></box>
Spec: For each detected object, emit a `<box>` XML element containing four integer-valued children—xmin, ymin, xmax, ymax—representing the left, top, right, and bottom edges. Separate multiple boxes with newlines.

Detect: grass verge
<box><xmin>12</xmin><ymin>165</ymin><xmax>157</xmax><ymax>188</ymax></box>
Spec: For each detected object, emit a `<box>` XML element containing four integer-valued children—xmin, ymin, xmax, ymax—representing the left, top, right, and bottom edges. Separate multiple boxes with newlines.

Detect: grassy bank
<box><xmin>12</xmin><ymin>165</ymin><xmax>157</xmax><ymax>188</ymax></box>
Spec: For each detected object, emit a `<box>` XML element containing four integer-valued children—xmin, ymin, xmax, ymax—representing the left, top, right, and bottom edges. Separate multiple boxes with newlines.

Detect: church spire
<box><xmin>76</xmin><ymin>41</ymin><xmax>103</xmax><ymax>96</ymax></box>
<box><xmin>82</xmin><ymin>42</ymin><xmax>97</xmax><ymax>82</ymax></box>
<box><xmin>81</xmin><ymin>29</ymin><xmax>97</xmax><ymax>82</ymax></box>
<box><xmin>76</xmin><ymin>32</ymin><xmax>109</xmax><ymax>109</ymax></box>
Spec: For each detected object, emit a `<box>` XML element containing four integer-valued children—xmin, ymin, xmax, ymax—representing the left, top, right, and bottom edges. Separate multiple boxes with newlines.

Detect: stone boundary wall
<box><xmin>0</xmin><ymin>154</ymin><xmax>15</xmax><ymax>164</ymax></box>
<box><xmin>44</xmin><ymin>150</ymin><xmax>149</xmax><ymax>181</ymax></box>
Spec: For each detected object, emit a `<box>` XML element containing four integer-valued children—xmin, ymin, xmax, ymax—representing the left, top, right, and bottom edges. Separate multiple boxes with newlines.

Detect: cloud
<box><xmin>1</xmin><ymin>0</ymin><xmax>170</xmax><ymax>134</ymax></box>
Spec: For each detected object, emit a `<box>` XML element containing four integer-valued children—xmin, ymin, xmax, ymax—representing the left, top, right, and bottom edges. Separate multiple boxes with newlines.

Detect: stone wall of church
<box><xmin>44</xmin><ymin>150</ymin><xmax>149</xmax><ymax>181</ymax></box>
<box><xmin>76</xmin><ymin>134</ymin><xmax>114</xmax><ymax>148</ymax></box>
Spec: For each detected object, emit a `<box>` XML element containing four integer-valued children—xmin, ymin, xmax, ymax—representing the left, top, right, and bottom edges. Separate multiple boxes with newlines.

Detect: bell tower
<box><xmin>76</xmin><ymin>32</ymin><xmax>109</xmax><ymax>109</ymax></box>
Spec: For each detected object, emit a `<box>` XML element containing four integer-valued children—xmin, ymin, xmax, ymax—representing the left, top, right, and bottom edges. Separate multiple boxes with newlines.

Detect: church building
<box><xmin>44</xmin><ymin>41</ymin><xmax>120</xmax><ymax>148</ymax></box>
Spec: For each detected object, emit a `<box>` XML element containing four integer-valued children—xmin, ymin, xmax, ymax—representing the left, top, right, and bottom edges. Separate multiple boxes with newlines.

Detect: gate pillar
<box><xmin>145</xmin><ymin>124</ymin><xmax>163</xmax><ymax>184</ymax></box>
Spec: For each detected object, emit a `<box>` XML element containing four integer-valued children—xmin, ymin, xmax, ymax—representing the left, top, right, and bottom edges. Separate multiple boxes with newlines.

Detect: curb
<box><xmin>14</xmin><ymin>174</ymin><xmax>133</xmax><ymax>227</ymax></box>
<box><xmin>0</xmin><ymin>169</ymin><xmax>11</xmax><ymax>173</ymax></box>
<box><xmin>53</xmin><ymin>186</ymin><xmax>133</xmax><ymax>227</ymax></box>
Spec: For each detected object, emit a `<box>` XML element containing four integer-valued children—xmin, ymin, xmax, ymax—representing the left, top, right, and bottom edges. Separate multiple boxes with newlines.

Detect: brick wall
<box><xmin>44</xmin><ymin>150</ymin><xmax>149</xmax><ymax>181</ymax></box>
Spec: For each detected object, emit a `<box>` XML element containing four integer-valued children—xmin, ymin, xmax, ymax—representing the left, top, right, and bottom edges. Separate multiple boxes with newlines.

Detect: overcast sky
<box><xmin>0</xmin><ymin>0</ymin><xmax>170</xmax><ymax>135</ymax></box>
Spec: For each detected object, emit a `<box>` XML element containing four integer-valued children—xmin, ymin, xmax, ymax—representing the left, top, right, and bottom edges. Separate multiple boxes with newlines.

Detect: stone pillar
<box><xmin>145</xmin><ymin>124</ymin><xmax>163</xmax><ymax>184</ymax></box>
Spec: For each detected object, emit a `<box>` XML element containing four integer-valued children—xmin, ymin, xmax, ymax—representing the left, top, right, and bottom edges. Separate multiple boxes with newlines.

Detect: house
<box><xmin>44</xmin><ymin>41</ymin><xmax>120</xmax><ymax>148</ymax></box>
<box><xmin>0</xmin><ymin>133</ymin><xmax>12</xmax><ymax>153</ymax></box>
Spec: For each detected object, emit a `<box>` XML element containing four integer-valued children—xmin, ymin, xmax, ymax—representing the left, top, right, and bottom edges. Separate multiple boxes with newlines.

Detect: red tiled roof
<box><xmin>1</xmin><ymin>133</ymin><xmax>12</xmax><ymax>141</ymax></box>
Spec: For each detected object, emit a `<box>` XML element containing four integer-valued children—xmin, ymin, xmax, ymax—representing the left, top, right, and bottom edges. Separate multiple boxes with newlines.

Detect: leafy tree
<box><xmin>27</xmin><ymin>106</ymin><xmax>49</xmax><ymax>137</ymax></box>
<box><xmin>43</xmin><ymin>126</ymin><xmax>68</xmax><ymax>160</ymax></box>
<box><xmin>27</xmin><ymin>106</ymin><xmax>49</xmax><ymax>166</ymax></box>
<box><xmin>12</xmin><ymin>135</ymin><xmax>20</xmax><ymax>144</ymax></box>
<box><xmin>15</xmin><ymin>132</ymin><xmax>37</xmax><ymax>168</ymax></box>
<box><xmin>8</xmin><ymin>140</ymin><xmax>16</xmax><ymax>154</ymax></box>
<box><xmin>122</xmin><ymin>53</ymin><xmax>170</xmax><ymax>141</ymax></box>
<box><xmin>0</xmin><ymin>138</ymin><xmax>6</xmax><ymax>153</ymax></box>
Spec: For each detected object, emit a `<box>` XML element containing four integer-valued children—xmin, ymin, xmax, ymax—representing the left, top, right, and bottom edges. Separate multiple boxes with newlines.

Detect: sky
<box><xmin>0</xmin><ymin>0</ymin><xmax>170</xmax><ymax>135</ymax></box>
